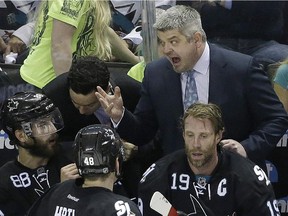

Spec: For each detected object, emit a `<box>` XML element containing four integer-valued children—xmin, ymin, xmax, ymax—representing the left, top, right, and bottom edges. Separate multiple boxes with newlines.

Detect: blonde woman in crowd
<box><xmin>20</xmin><ymin>0</ymin><xmax>140</xmax><ymax>89</ymax></box>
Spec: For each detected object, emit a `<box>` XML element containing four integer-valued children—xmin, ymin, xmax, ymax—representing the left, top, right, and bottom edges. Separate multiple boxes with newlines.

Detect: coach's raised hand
<box><xmin>96</xmin><ymin>86</ymin><xmax>124</xmax><ymax>123</ymax></box>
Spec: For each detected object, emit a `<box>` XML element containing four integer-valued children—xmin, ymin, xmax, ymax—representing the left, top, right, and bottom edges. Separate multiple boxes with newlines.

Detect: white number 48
<box><xmin>84</xmin><ymin>157</ymin><xmax>94</xmax><ymax>166</ymax></box>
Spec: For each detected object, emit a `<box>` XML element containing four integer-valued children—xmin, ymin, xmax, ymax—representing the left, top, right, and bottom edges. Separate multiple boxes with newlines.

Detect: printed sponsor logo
<box><xmin>67</xmin><ymin>194</ymin><xmax>79</xmax><ymax>202</ymax></box>
<box><xmin>0</xmin><ymin>130</ymin><xmax>14</xmax><ymax>150</ymax></box>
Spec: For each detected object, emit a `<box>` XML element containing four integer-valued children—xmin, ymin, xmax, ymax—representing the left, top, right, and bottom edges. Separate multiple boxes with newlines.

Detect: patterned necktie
<box><xmin>183</xmin><ymin>70</ymin><xmax>198</xmax><ymax>111</ymax></box>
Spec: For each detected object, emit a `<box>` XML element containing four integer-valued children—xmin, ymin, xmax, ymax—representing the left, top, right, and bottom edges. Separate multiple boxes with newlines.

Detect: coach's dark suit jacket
<box><xmin>117</xmin><ymin>43</ymin><xmax>288</xmax><ymax>169</ymax></box>
<box><xmin>42</xmin><ymin>70</ymin><xmax>141</xmax><ymax>141</ymax></box>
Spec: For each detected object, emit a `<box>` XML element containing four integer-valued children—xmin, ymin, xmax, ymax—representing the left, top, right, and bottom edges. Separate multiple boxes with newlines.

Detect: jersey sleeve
<box><xmin>0</xmin><ymin>163</ymin><xmax>26</xmax><ymax>215</ymax></box>
<box><xmin>0</xmin><ymin>187</ymin><xmax>15</xmax><ymax>215</ymax></box>
<box><xmin>138</xmin><ymin>162</ymin><xmax>170</xmax><ymax>216</ymax></box>
<box><xmin>235</xmin><ymin>164</ymin><xmax>280</xmax><ymax>215</ymax></box>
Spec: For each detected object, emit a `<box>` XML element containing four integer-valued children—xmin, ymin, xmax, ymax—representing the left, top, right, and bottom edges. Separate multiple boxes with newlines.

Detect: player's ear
<box><xmin>215</xmin><ymin>130</ymin><xmax>223</xmax><ymax>143</ymax></box>
<box><xmin>191</xmin><ymin>31</ymin><xmax>202</xmax><ymax>47</ymax></box>
<box><xmin>182</xmin><ymin>128</ymin><xmax>185</xmax><ymax>139</ymax></box>
<box><xmin>15</xmin><ymin>129</ymin><xmax>28</xmax><ymax>143</ymax></box>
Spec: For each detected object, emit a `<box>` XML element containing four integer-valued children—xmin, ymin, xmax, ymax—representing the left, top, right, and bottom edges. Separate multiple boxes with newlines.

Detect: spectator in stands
<box><xmin>0</xmin><ymin>91</ymin><xmax>79</xmax><ymax>215</ymax></box>
<box><xmin>274</xmin><ymin>58</ymin><xmax>288</xmax><ymax>113</ymax></box>
<box><xmin>20</xmin><ymin>0</ymin><xmax>141</xmax><ymax>89</ymax></box>
<box><xmin>110</xmin><ymin>0</ymin><xmax>176</xmax><ymax>28</ymax></box>
<box><xmin>0</xmin><ymin>0</ymin><xmax>39</xmax><ymax>63</ymax></box>
<box><xmin>189</xmin><ymin>1</ymin><xmax>288</xmax><ymax>70</ymax></box>
<box><xmin>110</xmin><ymin>0</ymin><xmax>177</xmax><ymax>57</ymax></box>
<box><xmin>127</xmin><ymin>7</ymin><xmax>167</xmax><ymax>82</ymax></box>
<box><xmin>96</xmin><ymin>5</ymin><xmax>288</xmax><ymax>173</ymax></box>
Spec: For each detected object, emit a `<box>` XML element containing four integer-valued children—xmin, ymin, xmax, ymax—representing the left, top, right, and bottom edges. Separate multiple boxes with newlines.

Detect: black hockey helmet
<box><xmin>0</xmin><ymin>92</ymin><xmax>64</xmax><ymax>142</ymax></box>
<box><xmin>74</xmin><ymin>124</ymin><xmax>125</xmax><ymax>177</ymax></box>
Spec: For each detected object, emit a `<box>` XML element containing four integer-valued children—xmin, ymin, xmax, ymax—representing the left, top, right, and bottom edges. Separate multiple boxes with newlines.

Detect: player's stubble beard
<box><xmin>186</xmin><ymin>144</ymin><xmax>214</xmax><ymax>168</ymax></box>
<box><xmin>27</xmin><ymin>134</ymin><xmax>60</xmax><ymax>158</ymax></box>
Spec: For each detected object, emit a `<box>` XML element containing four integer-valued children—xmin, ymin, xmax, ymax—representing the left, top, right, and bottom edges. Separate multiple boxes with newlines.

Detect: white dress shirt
<box><xmin>181</xmin><ymin>42</ymin><xmax>210</xmax><ymax>107</ymax></box>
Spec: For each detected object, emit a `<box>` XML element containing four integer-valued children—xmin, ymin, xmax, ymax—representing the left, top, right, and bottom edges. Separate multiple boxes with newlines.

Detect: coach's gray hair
<box><xmin>153</xmin><ymin>5</ymin><xmax>207</xmax><ymax>42</ymax></box>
